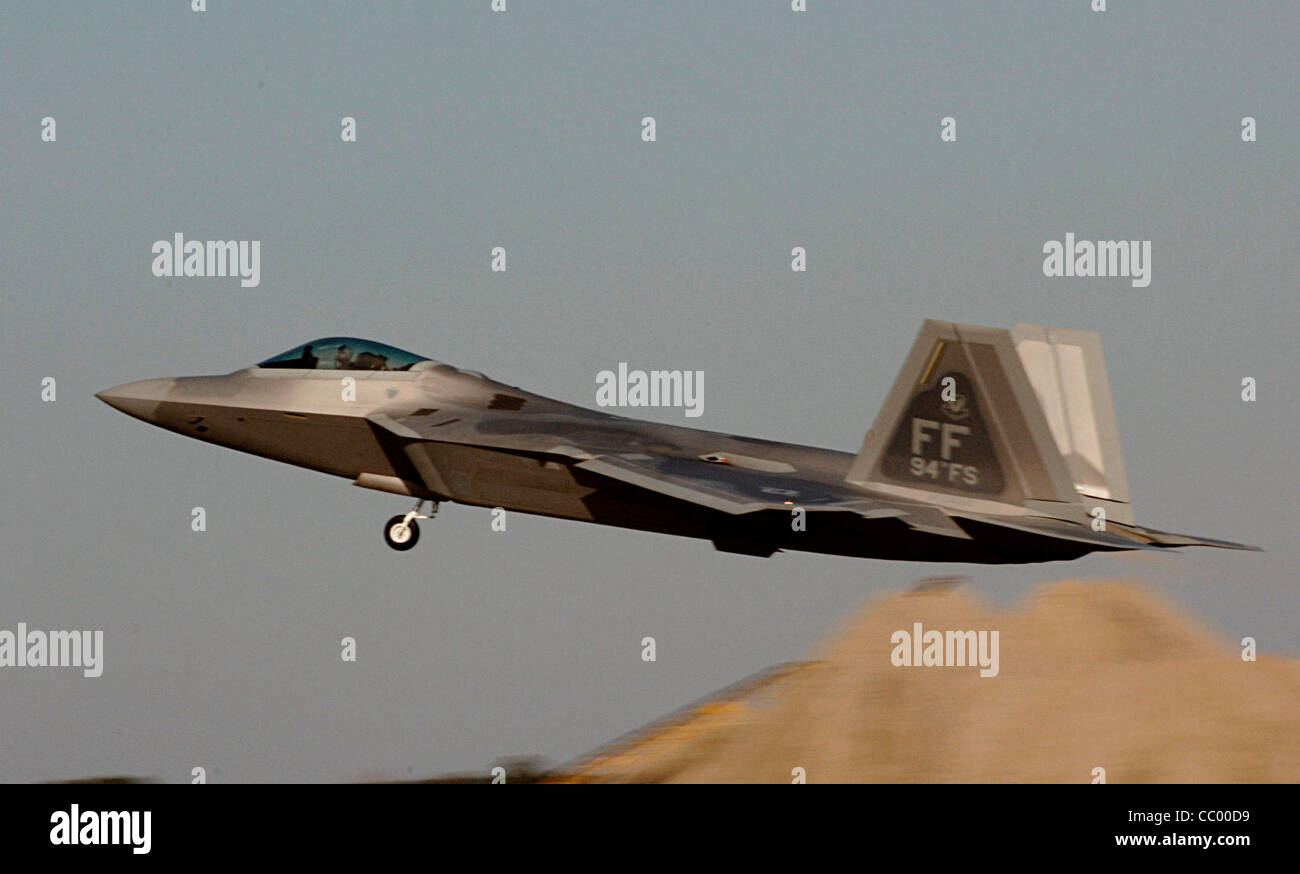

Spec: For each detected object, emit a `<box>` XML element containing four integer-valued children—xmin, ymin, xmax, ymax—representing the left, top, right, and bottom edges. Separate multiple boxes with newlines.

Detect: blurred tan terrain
<box><xmin>549</xmin><ymin>580</ymin><xmax>1300</xmax><ymax>783</ymax></box>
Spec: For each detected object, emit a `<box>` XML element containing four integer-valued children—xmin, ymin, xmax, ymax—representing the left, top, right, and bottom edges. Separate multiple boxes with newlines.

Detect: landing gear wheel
<box><xmin>384</xmin><ymin>515</ymin><xmax>420</xmax><ymax>551</ymax></box>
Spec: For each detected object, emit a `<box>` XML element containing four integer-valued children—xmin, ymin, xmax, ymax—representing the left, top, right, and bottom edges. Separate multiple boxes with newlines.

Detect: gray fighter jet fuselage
<box><xmin>97</xmin><ymin>326</ymin><xmax>1257</xmax><ymax>562</ymax></box>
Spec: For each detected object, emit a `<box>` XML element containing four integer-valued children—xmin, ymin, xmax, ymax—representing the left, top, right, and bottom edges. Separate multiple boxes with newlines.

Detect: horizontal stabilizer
<box><xmin>1111</xmin><ymin>522</ymin><xmax>1262</xmax><ymax>552</ymax></box>
<box><xmin>953</xmin><ymin>512</ymin><xmax>1162</xmax><ymax>552</ymax></box>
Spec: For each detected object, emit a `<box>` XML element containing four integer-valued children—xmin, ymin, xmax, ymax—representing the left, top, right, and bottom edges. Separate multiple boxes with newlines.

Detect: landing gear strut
<box><xmin>383</xmin><ymin>499</ymin><xmax>438</xmax><ymax>551</ymax></box>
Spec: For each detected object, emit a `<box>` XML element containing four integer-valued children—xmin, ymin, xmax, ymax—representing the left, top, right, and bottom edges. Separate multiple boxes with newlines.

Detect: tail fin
<box><xmin>1010</xmin><ymin>323</ymin><xmax>1133</xmax><ymax>523</ymax></box>
<box><xmin>846</xmin><ymin>320</ymin><xmax>1133</xmax><ymax>523</ymax></box>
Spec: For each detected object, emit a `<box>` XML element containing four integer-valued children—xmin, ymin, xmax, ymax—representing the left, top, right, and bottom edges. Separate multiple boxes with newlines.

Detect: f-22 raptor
<box><xmin>97</xmin><ymin>320</ymin><xmax>1256</xmax><ymax>562</ymax></box>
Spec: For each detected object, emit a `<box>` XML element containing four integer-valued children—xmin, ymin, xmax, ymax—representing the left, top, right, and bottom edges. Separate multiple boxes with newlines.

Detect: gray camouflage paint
<box><xmin>97</xmin><ymin>320</ymin><xmax>1257</xmax><ymax>564</ymax></box>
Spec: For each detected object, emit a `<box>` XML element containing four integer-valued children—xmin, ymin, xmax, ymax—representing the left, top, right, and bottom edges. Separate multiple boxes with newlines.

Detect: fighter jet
<box><xmin>96</xmin><ymin>320</ymin><xmax>1257</xmax><ymax>562</ymax></box>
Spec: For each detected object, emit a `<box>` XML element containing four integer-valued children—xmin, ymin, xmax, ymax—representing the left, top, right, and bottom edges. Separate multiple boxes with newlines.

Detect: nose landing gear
<box><xmin>383</xmin><ymin>500</ymin><xmax>438</xmax><ymax>551</ymax></box>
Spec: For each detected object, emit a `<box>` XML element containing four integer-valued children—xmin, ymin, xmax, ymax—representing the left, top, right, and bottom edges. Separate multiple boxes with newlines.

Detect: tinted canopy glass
<box><xmin>258</xmin><ymin>338</ymin><xmax>430</xmax><ymax>371</ymax></box>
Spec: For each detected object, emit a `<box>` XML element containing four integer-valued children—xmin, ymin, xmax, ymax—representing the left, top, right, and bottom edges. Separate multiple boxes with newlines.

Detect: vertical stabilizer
<box><xmin>846</xmin><ymin>320</ymin><xmax>1091</xmax><ymax>519</ymax></box>
<box><xmin>1011</xmin><ymin>323</ymin><xmax>1133</xmax><ymax>524</ymax></box>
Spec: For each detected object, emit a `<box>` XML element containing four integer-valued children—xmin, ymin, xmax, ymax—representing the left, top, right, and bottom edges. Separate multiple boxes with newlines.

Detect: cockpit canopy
<box><xmin>258</xmin><ymin>337</ymin><xmax>430</xmax><ymax>372</ymax></box>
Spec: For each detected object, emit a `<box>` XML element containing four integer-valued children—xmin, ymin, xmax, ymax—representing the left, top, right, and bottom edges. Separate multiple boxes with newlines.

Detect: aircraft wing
<box><xmin>367</xmin><ymin>410</ymin><xmax>981</xmax><ymax>538</ymax></box>
<box><xmin>368</xmin><ymin>410</ymin><xmax>678</xmax><ymax>460</ymax></box>
<box><xmin>573</xmin><ymin>453</ymin><xmax>901</xmax><ymax>516</ymax></box>
<box><xmin>572</xmin><ymin>454</ymin><xmax>991</xmax><ymax>540</ymax></box>
<box><xmin>371</xmin><ymin>409</ymin><xmax>1197</xmax><ymax>550</ymax></box>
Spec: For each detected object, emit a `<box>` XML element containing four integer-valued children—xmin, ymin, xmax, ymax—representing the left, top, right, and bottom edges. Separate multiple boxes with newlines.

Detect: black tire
<box><xmin>383</xmin><ymin>515</ymin><xmax>420</xmax><ymax>551</ymax></box>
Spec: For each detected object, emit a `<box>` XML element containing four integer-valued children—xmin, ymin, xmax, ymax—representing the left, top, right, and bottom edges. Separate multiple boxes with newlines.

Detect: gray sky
<box><xmin>1</xmin><ymin>1</ymin><xmax>1295</xmax><ymax>782</ymax></box>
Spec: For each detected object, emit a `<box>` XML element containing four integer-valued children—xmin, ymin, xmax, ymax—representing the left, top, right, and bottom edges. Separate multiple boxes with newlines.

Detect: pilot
<box><xmin>334</xmin><ymin>344</ymin><xmax>354</xmax><ymax>369</ymax></box>
<box><xmin>300</xmin><ymin>345</ymin><xmax>318</xmax><ymax>369</ymax></box>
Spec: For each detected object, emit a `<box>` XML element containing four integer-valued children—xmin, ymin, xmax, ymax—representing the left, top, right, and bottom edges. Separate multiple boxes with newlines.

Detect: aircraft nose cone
<box><xmin>96</xmin><ymin>378</ymin><xmax>173</xmax><ymax>422</ymax></box>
